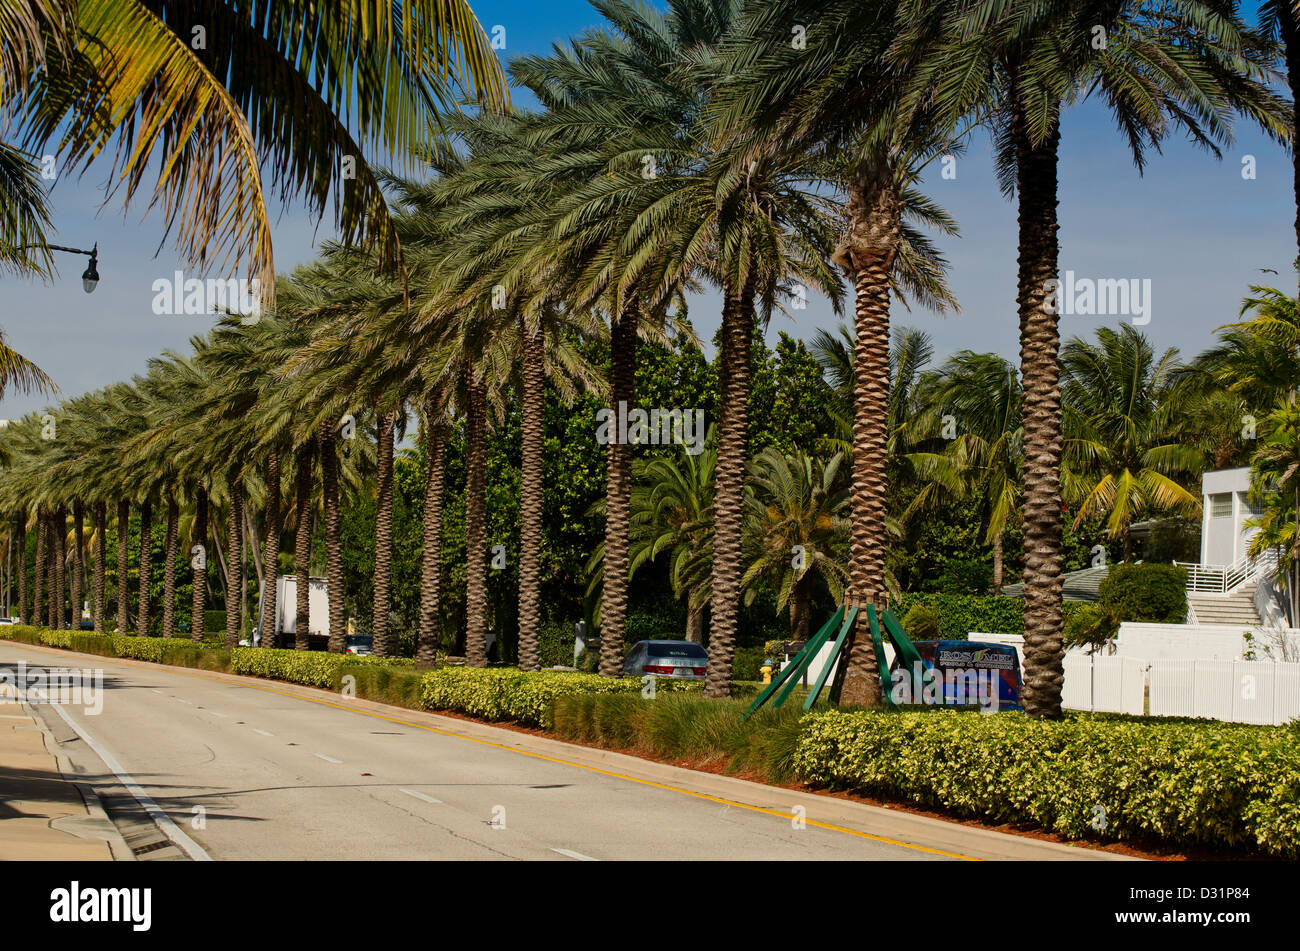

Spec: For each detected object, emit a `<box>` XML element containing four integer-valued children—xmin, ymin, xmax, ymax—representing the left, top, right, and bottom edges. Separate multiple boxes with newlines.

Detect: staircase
<box><xmin>1187</xmin><ymin>585</ymin><xmax>1262</xmax><ymax>626</ymax></box>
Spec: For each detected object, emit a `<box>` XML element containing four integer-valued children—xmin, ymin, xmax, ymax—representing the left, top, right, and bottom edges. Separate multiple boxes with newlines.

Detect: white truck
<box><xmin>274</xmin><ymin>575</ymin><xmax>330</xmax><ymax>640</ymax></box>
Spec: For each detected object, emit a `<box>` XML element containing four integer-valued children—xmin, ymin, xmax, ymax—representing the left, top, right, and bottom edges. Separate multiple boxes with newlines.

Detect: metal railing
<box><xmin>1175</xmin><ymin>548</ymin><xmax>1278</xmax><ymax>595</ymax></box>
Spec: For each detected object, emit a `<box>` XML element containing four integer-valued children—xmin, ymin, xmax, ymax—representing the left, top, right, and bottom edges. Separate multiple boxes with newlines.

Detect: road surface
<box><xmin>0</xmin><ymin>640</ymin><xmax>1128</xmax><ymax>861</ymax></box>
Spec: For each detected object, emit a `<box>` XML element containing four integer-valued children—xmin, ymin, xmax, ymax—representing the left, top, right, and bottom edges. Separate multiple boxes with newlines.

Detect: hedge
<box><xmin>891</xmin><ymin>593</ymin><xmax>1088</xmax><ymax>640</ymax></box>
<box><xmin>1098</xmin><ymin>563</ymin><xmax>1188</xmax><ymax>623</ymax></box>
<box><xmin>418</xmin><ymin>666</ymin><xmax>700</xmax><ymax>728</ymax></box>
<box><xmin>793</xmin><ymin>709</ymin><xmax>1300</xmax><ymax>857</ymax></box>
<box><xmin>231</xmin><ymin>647</ymin><xmax>413</xmax><ymax>688</ymax></box>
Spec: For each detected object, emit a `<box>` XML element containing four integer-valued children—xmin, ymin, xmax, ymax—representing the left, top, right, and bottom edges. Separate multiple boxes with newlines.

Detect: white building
<box><xmin>1198</xmin><ymin>467</ymin><xmax>1261</xmax><ymax>567</ymax></box>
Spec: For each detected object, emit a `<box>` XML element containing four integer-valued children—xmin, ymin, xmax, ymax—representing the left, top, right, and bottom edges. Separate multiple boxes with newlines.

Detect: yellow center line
<box><xmin>5</xmin><ymin>640</ymin><xmax>978</xmax><ymax>860</ymax></box>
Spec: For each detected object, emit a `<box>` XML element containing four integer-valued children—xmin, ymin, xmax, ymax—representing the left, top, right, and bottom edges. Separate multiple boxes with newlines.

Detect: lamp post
<box><xmin>15</xmin><ymin>243</ymin><xmax>99</xmax><ymax>293</ymax></box>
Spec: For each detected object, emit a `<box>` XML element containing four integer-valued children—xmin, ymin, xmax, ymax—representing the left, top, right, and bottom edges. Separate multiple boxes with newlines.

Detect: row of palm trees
<box><xmin>3</xmin><ymin>1</ymin><xmax>1299</xmax><ymax>718</ymax></box>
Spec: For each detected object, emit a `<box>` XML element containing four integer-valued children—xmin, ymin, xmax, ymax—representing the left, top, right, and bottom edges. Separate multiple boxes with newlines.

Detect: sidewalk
<box><xmin>0</xmin><ymin>703</ymin><xmax>123</xmax><ymax>860</ymax></box>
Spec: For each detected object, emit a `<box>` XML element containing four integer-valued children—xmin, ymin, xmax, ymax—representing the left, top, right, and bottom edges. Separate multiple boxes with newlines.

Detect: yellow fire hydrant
<box><xmin>760</xmin><ymin>662</ymin><xmax>774</xmax><ymax>684</ymax></box>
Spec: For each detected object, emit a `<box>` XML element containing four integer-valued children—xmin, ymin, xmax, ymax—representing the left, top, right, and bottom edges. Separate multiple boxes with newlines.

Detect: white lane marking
<box><xmin>209</xmin><ymin>711</ymin><xmax>227</xmax><ymax>718</ymax></box>
<box><xmin>314</xmin><ymin>753</ymin><xmax>342</xmax><ymax>764</ymax></box>
<box><xmin>174</xmin><ymin>697</ymin><xmax>191</xmax><ymax>704</ymax></box>
<box><xmin>551</xmin><ymin>848</ymin><xmax>598</xmax><ymax>862</ymax></box>
<box><xmin>46</xmin><ymin>702</ymin><xmax>212</xmax><ymax>861</ymax></box>
<box><xmin>252</xmin><ymin>728</ymin><xmax>273</xmax><ymax>737</ymax></box>
<box><xmin>399</xmin><ymin>789</ymin><xmax>443</xmax><ymax>804</ymax></box>
<box><xmin>151</xmin><ymin>689</ymin><xmax>164</xmax><ymax>695</ymax></box>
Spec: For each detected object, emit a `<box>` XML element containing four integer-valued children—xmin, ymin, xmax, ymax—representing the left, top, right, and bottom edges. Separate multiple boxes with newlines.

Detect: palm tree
<box><xmin>1061</xmin><ymin>326</ymin><xmax>1202</xmax><ymax>560</ymax></box>
<box><xmin>11</xmin><ymin>0</ymin><xmax>506</xmax><ymax>295</ymax></box>
<box><xmin>1246</xmin><ymin>393</ymin><xmax>1300</xmax><ymax>625</ymax></box>
<box><xmin>913</xmin><ymin>0</ymin><xmax>1288</xmax><ymax>717</ymax></box>
<box><xmin>909</xmin><ymin>351</ymin><xmax>1022</xmax><ymax>594</ymax></box>
<box><xmin>741</xmin><ymin>448</ymin><xmax>851</xmax><ymax>640</ymax></box>
<box><xmin>1260</xmin><ymin>1</ymin><xmax>1300</xmax><ymax>289</ymax></box>
<box><xmin>712</xmin><ymin>0</ymin><xmax>962</xmax><ymax>705</ymax></box>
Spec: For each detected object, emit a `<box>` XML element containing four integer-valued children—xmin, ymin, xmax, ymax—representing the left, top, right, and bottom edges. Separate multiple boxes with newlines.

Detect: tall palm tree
<box><xmin>914</xmin><ymin>0</ymin><xmax>1289</xmax><ymax>717</ymax></box>
<box><xmin>1062</xmin><ymin>326</ymin><xmax>1202</xmax><ymax>560</ymax></box>
<box><xmin>712</xmin><ymin>0</ymin><xmax>961</xmax><ymax>705</ymax></box>
<box><xmin>1246</xmin><ymin>393</ymin><xmax>1300</xmax><ymax>624</ymax></box>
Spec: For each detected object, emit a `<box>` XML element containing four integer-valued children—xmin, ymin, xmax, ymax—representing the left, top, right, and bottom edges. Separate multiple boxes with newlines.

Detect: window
<box><xmin>1211</xmin><ymin>494</ymin><xmax>1232</xmax><ymax>518</ymax></box>
<box><xmin>647</xmin><ymin>642</ymin><xmax>708</xmax><ymax>659</ymax></box>
<box><xmin>1241</xmin><ymin>493</ymin><xmax>1263</xmax><ymax>516</ymax></box>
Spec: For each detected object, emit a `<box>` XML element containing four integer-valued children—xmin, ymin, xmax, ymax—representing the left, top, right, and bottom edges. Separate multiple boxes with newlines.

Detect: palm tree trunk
<box><xmin>116</xmin><ymin>499</ymin><xmax>130</xmax><ymax>634</ymax></box>
<box><xmin>465</xmin><ymin>378</ymin><xmax>490</xmax><ymax>667</ymax></box>
<box><xmin>52</xmin><ymin>508</ymin><xmax>65</xmax><ymax>629</ymax></box>
<box><xmin>294</xmin><ymin>442</ymin><xmax>313</xmax><ymax>650</ymax></box>
<box><xmin>224</xmin><ymin>475</ymin><xmax>243</xmax><ymax>649</ymax></box>
<box><xmin>518</xmin><ymin>316</ymin><xmax>545</xmax><ymax>672</ymax></box>
<box><xmin>686</xmin><ymin>596</ymin><xmax>705</xmax><ymax>645</ymax></box>
<box><xmin>705</xmin><ymin>279</ymin><xmax>755</xmax><ymax>698</ymax></box>
<box><xmin>992</xmin><ymin>531</ymin><xmax>1005</xmax><ymax>596</ymax></box>
<box><xmin>162</xmin><ymin>496</ymin><xmax>178</xmax><ymax>637</ymax></box>
<box><xmin>93</xmin><ymin>502</ymin><xmax>105</xmax><ymax>633</ymax></box>
<box><xmin>258</xmin><ymin>449</ymin><xmax>282</xmax><ymax>649</ymax></box>
<box><xmin>1283</xmin><ymin>1</ymin><xmax>1300</xmax><ymax>291</ymax></box>
<box><xmin>33</xmin><ymin>510</ymin><xmax>45</xmax><ymax>629</ymax></box>
<box><xmin>71</xmin><ymin>501</ymin><xmax>84</xmax><ymax>629</ymax></box>
<box><xmin>320</xmin><ymin>427</ymin><xmax>346</xmax><ymax>653</ymax></box>
<box><xmin>137</xmin><ymin>499</ymin><xmax>152</xmax><ymax>635</ymax></box>
<box><xmin>1013</xmin><ymin>97</ymin><xmax>1066</xmax><ymax>719</ymax></box>
<box><xmin>16</xmin><ymin>516</ymin><xmax>26</xmax><ymax>625</ymax></box>
<box><xmin>598</xmin><ymin>303</ymin><xmax>638</xmax><ymax>676</ymax></box>
<box><xmin>417</xmin><ymin>409</ymin><xmax>447</xmax><ymax>669</ymax></box>
<box><xmin>792</xmin><ymin>574</ymin><xmax>812</xmax><ymax>641</ymax></box>
<box><xmin>190</xmin><ymin>483</ymin><xmax>208</xmax><ymax>643</ymax></box>
<box><xmin>372</xmin><ymin>411</ymin><xmax>397</xmax><ymax>656</ymax></box>
<box><xmin>838</xmin><ymin>162</ymin><xmax>902</xmax><ymax>708</ymax></box>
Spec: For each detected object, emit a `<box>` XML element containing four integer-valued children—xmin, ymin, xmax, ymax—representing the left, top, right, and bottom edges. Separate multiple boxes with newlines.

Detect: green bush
<box><xmin>417</xmin><ymin>666</ymin><xmax>699</xmax><ymax>728</ymax></box>
<box><xmin>731</xmin><ymin>645</ymin><xmax>767</xmax><ymax>682</ymax></box>
<box><xmin>231</xmin><ymin>648</ymin><xmax>412</xmax><ymax>688</ymax></box>
<box><xmin>1063</xmin><ymin>604</ymin><xmax>1119</xmax><ymax>652</ymax></box>
<box><xmin>793</xmin><ymin>709</ymin><xmax>1300</xmax><ymax>857</ymax></box>
<box><xmin>1098</xmin><ymin>563</ymin><xmax>1188</xmax><ymax>623</ymax></box>
<box><xmin>892</xmin><ymin>593</ymin><xmax>1089</xmax><ymax>639</ymax></box>
<box><xmin>901</xmin><ymin>603</ymin><xmax>940</xmax><ymax>639</ymax></box>
<box><xmin>204</xmin><ymin>610</ymin><xmax>226</xmax><ymax>633</ymax></box>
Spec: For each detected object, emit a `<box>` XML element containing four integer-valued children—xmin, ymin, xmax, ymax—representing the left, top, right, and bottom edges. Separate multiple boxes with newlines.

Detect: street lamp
<box><xmin>15</xmin><ymin>242</ymin><xmax>100</xmax><ymax>293</ymax></box>
<box><xmin>80</xmin><ymin>245</ymin><xmax>99</xmax><ymax>294</ymax></box>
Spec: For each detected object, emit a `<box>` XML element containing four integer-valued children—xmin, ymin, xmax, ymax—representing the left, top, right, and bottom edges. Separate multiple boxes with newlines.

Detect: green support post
<box><xmin>743</xmin><ymin>606</ymin><xmax>845</xmax><ymax>719</ymax></box>
<box><xmin>802</xmin><ymin>606</ymin><xmax>857</xmax><ymax>710</ymax></box>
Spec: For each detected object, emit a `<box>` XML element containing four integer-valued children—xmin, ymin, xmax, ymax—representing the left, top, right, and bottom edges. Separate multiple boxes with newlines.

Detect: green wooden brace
<box><xmin>772</xmin><ymin>606</ymin><xmax>845</xmax><ymax>709</ymax></box>
<box><xmin>802</xmin><ymin>606</ymin><xmax>857</xmax><ymax>711</ymax></box>
<box><xmin>868</xmin><ymin>605</ymin><xmax>898</xmax><ymax>710</ymax></box>
<box><xmin>742</xmin><ymin>606</ymin><xmax>845</xmax><ymax>719</ymax></box>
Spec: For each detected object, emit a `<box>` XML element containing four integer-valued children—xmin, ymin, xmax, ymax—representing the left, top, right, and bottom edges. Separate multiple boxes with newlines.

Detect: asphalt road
<box><xmin>0</xmin><ymin>640</ymin><xmax>1129</xmax><ymax>861</ymax></box>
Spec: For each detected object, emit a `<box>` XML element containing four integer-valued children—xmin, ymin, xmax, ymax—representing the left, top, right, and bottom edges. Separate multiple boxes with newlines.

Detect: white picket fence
<box><xmin>1063</xmin><ymin>654</ymin><xmax>1300</xmax><ymax>725</ymax></box>
<box><xmin>1061</xmin><ymin>655</ymin><xmax>1147</xmax><ymax>716</ymax></box>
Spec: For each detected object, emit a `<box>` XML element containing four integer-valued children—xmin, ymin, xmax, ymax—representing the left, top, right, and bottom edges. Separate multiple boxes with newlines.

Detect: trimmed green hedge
<box><xmin>419</xmin><ymin>666</ymin><xmax>699</xmax><ymax>729</ymax></box>
<box><xmin>1099</xmin><ymin>563</ymin><xmax>1188</xmax><ymax>623</ymax></box>
<box><xmin>892</xmin><ymin>593</ymin><xmax>1088</xmax><ymax>640</ymax></box>
<box><xmin>231</xmin><ymin>647</ymin><xmax>413</xmax><ymax>688</ymax></box>
<box><xmin>793</xmin><ymin>709</ymin><xmax>1300</xmax><ymax>857</ymax></box>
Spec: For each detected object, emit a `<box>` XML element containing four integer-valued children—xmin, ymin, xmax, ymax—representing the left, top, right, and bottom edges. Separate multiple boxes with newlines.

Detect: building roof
<box><xmin>999</xmin><ymin>565</ymin><xmax>1110</xmax><ymax>602</ymax></box>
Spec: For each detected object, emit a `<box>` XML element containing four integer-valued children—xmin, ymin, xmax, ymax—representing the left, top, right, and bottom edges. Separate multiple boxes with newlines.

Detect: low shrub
<box><xmin>793</xmin><ymin>709</ymin><xmax>1300</xmax><ymax>857</ymax></box>
<box><xmin>231</xmin><ymin>648</ymin><xmax>412</xmax><ymax>688</ymax></box>
<box><xmin>901</xmin><ymin>603</ymin><xmax>940</xmax><ymax>639</ymax></box>
<box><xmin>417</xmin><ymin>666</ymin><xmax>699</xmax><ymax>728</ymax></box>
<box><xmin>1098</xmin><ymin>563</ymin><xmax>1188</xmax><ymax>623</ymax></box>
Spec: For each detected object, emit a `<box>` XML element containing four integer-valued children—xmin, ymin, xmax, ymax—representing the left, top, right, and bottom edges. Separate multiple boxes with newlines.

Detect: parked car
<box><xmin>0</xmin><ymin>617</ymin><xmax>16</xmax><ymax>626</ymax></box>
<box><xmin>621</xmin><ymin>640</ymin><xmax>708</xmax><ymax>680</ymax></box>
<box><xmin>345</xmin><ymin>634</ymin><xmax>373</xmax><ymax>656</ymax></box>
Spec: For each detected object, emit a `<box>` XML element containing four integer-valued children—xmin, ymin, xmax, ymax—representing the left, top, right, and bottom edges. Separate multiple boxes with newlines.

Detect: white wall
<box><xmin>1200</xmin><ymin>467</ymin><xmax>1256</xmax><ymax>566</ymax></box>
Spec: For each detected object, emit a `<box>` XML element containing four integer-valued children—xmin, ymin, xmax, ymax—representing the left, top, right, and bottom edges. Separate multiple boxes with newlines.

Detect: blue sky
<box><xmin>1</xmin><ymin>0</ymin><xmax>1294</xmax><ymax>421</ymax></box>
